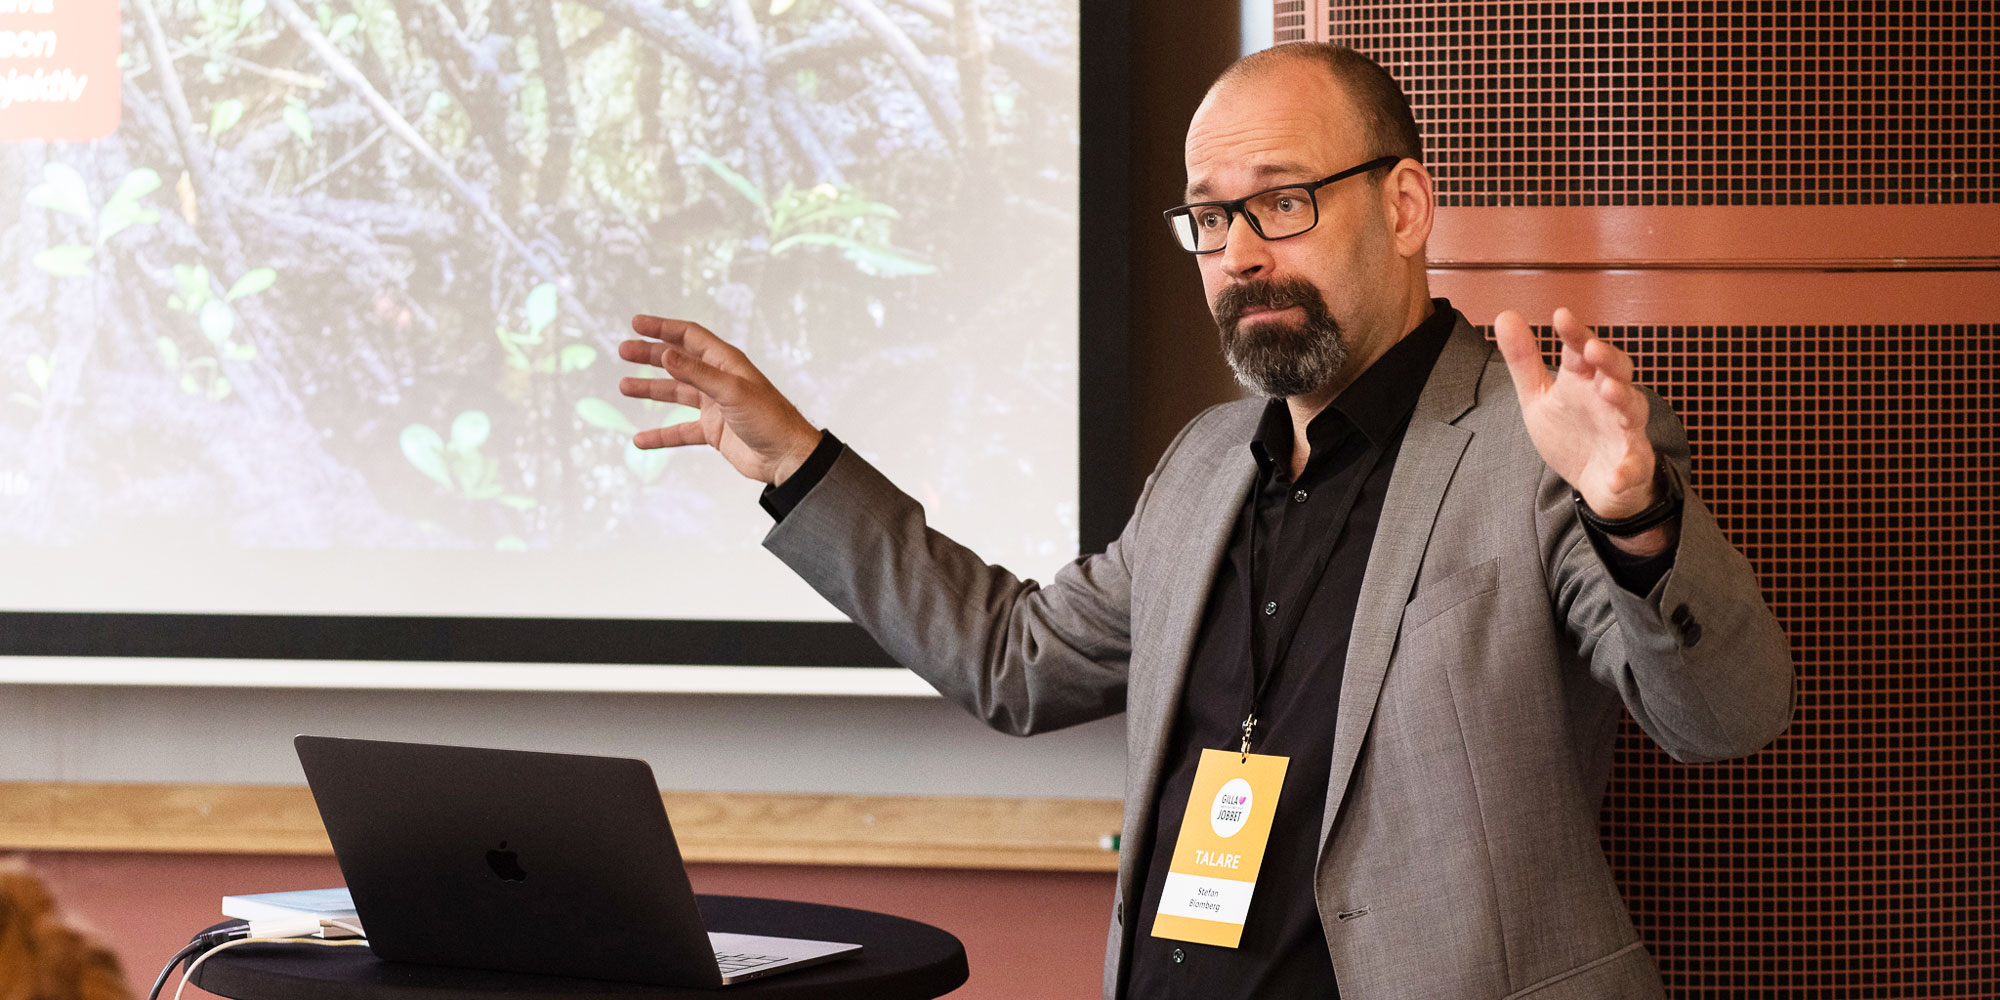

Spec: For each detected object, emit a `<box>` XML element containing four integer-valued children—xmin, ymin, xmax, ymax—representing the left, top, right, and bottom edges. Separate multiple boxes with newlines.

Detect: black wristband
<box><xmin>759</xmin><ymin>430</ymin><xmax>843</xmax><ymax>522</ymax></box>
<box><xmin>1573</xmin><ymin>467</ymin><xmax>1683</xmax><ymax>538</ymax></box>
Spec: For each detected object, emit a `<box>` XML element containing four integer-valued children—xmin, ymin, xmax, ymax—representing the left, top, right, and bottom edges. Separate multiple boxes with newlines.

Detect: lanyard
<box><xmin>1237</xmin><ymin>425</ymin><xmax>1393</xmax><ymax>758</ymax></box>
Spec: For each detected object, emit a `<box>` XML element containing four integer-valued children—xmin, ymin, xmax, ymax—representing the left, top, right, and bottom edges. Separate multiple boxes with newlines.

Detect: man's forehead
<box><xmin>1183</xmin><ymin>65</ymin><xmax>1360</xmax><ymax>200</ymax></box>
<box><xmin>1184</xmin><ymin>159</ymin><xmax>1322</xmax><ymax>200</ymax></box>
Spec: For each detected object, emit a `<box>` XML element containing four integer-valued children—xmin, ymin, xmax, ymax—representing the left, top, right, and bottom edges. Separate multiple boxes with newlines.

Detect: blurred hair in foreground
<box><xmin>0</xmin><ymin>859</ymin><xmax>130</xmax><ymax>1000</ymax></box>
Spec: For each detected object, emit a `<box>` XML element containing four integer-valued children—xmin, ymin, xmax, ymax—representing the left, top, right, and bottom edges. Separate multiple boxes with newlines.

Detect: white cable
<box><xmin>174</xmin><ymin>936</ymin><xmax>371</xmax><ymax>1000</ymax></box>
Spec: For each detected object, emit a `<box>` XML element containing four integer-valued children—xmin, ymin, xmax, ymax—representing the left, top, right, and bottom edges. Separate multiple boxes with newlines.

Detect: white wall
<box><xmin>0</xmin><ymin>684</ymin><xmax>1128</xmax><ymax>797</ymax></box>
<box><xmin>1241</xmin><ymin>1</ymin><xmax>1274</xmax><ymax>55</ymax></box>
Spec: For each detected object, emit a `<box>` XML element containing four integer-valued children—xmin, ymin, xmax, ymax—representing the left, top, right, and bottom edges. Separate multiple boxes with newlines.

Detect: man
<box><xmin>615</xmin><ymin>44</ymin><xmax>1793</xmax><ymax>999</ymax></box>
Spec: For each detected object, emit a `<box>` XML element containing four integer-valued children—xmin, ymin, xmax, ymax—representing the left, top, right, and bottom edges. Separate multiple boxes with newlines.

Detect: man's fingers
<box><xmin>617</xmin><ymin>339</ymin><xmax>668</xmax><ymax>368</ymax></box>
<box><xmin>619</xmin><ymin>376</ymin><xmax>700</xmax><ymax>407</ymax></box>
<box><xmin>660</xmin><ymin>346</ymin><xmax>741</xmax><ymax>403</ymax></box>
<box><xmin>1492</xmin><ymin>310</ymin><xmax>1552</xmax><ymax>402</ymax></box>
<box><xmin>1596</xmin><ymin>373</ymin><xmax>1651</xmax><ymax>429</ymax></box>
<box><xmin>1552</xmin><ymin>307</ymin><xmax>1604</xmax><ymax>375</ymax></box>
<box><xmin>1583</xmin><ymin>336</ymin><xmax>1634</xmax><ymax>384</ymax></box>
<box><xmin>633</xmin><ymin>422</ymin><xmax>706</xmax><ymax>450</ymax></box>
<box><xmin>636</xmin><ymin>314</ymin><xmax>743</xmax><ymax>362</ymax></box>
<box><xmin>630</xmin><ymin>314</ymin><xmax>701</xmax><ymax>345</ymax></box>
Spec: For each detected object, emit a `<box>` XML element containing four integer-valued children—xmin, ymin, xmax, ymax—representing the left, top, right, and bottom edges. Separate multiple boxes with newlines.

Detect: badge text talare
<box><xmin>1149</xmin><ymin>749</ymin><xmax>1289</xmax><ymax>949</ymax></box>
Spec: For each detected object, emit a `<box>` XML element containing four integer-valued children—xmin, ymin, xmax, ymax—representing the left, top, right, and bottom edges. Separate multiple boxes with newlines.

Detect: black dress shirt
<box><xmin>763</xmin><ymin>301</ymin><xmax>1675</xmax><ymax>998</ymax></box>
<box><xmin>1123</xmin><ymin>303</ymin><xmax>1458</xmax><ymax>998</ymax></box>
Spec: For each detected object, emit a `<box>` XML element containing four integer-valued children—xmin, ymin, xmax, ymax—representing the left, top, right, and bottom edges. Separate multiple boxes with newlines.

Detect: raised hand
<box><xmin>617</xmin><ymin>315</ymin><xmax>821</xmax><ymax>485</ymax></box>
<box><xmin>1493</xmin><ymin>308</ymin><xmax>1675</xmax><ymax>551</ymax></box>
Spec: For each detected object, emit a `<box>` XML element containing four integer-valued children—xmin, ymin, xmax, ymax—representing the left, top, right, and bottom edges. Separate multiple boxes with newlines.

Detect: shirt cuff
<box><xmin>1584</xmin><ymin>522</ymin><xmax>1677</xmax><ymax>596</ymax></box>
<box><xmin>759</xmin><ymin>430</ymin><xmax>843</xmax><ymax>522</ymax></box>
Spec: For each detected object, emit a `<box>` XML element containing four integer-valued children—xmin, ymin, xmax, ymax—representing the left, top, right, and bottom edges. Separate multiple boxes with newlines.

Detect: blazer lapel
<box><xmin>1318</xmin><ymin>321</ymin><xmax>1492</xmax><ymax>857</ymax></box>
<box><xmin>1121</xmin><ymin>429</ymin><xmax>1257</xmax><ymax>891</ymax></box>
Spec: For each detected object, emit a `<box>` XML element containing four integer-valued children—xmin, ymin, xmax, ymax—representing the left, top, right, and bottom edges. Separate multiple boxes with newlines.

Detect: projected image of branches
<box><xmin>0</xmin><ymin>0</ymin><xmax>1078</xmax><ymax>559</ymax></box>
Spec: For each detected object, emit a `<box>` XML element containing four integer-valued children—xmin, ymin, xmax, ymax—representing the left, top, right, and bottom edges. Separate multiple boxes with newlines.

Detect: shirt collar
<box><xmin>1249</xmin><ymin>298</ymin><xmax>1460</xmax><ymax>477</ymax></box>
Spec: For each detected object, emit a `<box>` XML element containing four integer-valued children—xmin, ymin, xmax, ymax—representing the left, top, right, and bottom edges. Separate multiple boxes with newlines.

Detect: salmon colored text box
<box><xmin>0</xmin><ymin>0</ymin><xmax>121</xmax><ymax>142</ymax></box>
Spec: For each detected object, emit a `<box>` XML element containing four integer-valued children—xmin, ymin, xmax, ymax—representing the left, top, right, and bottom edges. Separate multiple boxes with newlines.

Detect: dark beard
<box><xmin>1214</xmin><ymin>278</ymin><xmax>1348</xmax><ymax>399</ymax></box>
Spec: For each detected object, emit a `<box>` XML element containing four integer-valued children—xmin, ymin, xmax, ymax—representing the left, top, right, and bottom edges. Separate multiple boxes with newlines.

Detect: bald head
<box><xmin>1178</xmin><ymin>43</ymin><xmax>1439</xmax><ymax>407</ymax></box>
<box><xmin>1205</xmin><ymin>44</ymin><xmax>1422</xmax><ymax>168</ymax></box>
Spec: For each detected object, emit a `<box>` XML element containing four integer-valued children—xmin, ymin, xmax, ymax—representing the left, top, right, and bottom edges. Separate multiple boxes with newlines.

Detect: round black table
<box><xmin>189</xmin><ymin>896</ymin><xmax>968</xmax><ymax>1000</ymax></box>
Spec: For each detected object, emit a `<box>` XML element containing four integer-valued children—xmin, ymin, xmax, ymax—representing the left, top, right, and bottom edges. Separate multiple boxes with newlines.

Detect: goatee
<box><xmin>1214</xmin><ymin>278</ymin><xmax>1348</xmax><ymax>399</ymax></box>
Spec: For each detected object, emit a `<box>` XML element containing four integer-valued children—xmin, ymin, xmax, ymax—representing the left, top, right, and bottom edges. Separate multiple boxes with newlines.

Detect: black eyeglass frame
<box><xmin>1162</xmin><ymin>155</ymin><xmax>1402</xmax><ymax>254</ymax></box>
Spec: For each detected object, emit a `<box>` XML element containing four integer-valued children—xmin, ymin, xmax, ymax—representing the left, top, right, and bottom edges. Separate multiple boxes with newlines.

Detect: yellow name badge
<box><xmin>1149</xmin><ymin>748</ymin><xmax>1289</xmax><ymax>948</ymax></box>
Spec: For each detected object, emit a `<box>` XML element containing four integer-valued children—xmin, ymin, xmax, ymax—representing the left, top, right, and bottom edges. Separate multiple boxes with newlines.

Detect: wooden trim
<box><xmin>0</xmin><ymin>782</ymin><xmax>1123</xmax><ymax>872</ymax></box>
<box><xmin>1430</xmin><ymin>268</ymin><xmax>2000</xmax><ymax>327</ymax></box>
<box><xmin>1430</xmin><ymin>205</ymin><xmax>2000</xmax><ymax>265</ymax></box>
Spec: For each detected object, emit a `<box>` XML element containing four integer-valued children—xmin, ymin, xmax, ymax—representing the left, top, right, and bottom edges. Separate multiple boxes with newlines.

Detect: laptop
<box><xmin>293</xmin><ymin>735</ymin><xmax>862</xmax><ymax>987</ymax></box>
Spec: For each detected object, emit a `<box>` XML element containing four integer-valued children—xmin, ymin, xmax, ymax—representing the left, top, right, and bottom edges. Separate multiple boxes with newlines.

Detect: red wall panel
<box><xmin>1288</xmin><ymin>2</ymin><xmax>1999</xmax><ymax>993</ymax></box>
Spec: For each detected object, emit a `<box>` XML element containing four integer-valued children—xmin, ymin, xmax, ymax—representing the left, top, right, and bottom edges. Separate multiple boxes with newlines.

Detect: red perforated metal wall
<box><xmin>1279</xmin><ymin>2</ymin><xmax>2000</xmax><ymax>994</ymax></box>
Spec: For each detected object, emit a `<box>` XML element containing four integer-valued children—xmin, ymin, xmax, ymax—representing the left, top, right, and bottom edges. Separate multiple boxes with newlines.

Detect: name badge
<box><xmin>1149</xmin><ymin>748</ymin><xmax>1289</xmax><ymax>948</ymax></box>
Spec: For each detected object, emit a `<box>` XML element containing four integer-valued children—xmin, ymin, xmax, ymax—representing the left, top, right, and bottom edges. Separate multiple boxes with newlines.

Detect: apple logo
<box><xmin>486</xmin><ymin>841</ymin><xmax>527</xmax><ymax>882</ymax></box>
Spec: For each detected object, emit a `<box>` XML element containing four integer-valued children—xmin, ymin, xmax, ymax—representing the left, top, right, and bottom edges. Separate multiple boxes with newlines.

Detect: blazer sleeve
<box><xmin>1542</xmin><ymin>388</ymin><xmax>1798</xmax><ymax>763</ymax></box>
<box><xmin>760</xmin><ymin>415</ymin><xmax>1208</xmax><ymax>736</ymax></box>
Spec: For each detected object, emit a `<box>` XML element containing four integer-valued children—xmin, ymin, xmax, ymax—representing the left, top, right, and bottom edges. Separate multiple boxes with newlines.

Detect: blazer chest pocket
<box><xmin>1399</xmin><ymin>557</ymin><xmax>1500</xmax><ymax>636</ymax></box>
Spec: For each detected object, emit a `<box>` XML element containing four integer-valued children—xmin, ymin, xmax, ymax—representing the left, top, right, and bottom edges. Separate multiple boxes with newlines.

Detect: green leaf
<box><xmin>692</xmin><ymin>150</ymin><xmax>768</xmax><ymax>218</ymax></box>
<box><xmin>400</xmin><ymin>424</ymin><xmax>452</xmax><ymax>487</ymax></box>
<box><xmin>239</xmin><ymin>0</ymin><xmax>266</xmax><ymax>24</ymax></box>
<box><xmin>223</xmin><ymin>342</ymin><xmax>258</xmax><ymax>361</ymax></box>
<box><xmin>661</xmin><ymin>404</ymin><xmax>700</xmax><ymax>426</ymax></box>
<box><xmin>181</xmin><ymin>373</ymin><xmax>201</xmax><ymax>395</ymax></box>
<box><xmin>156</xmin><ymin>338</ymin><xmax>180</xmax><ymax>367</ymax></box>
<box><xmin>768</xmin><ymin>232</ymin><xmax>936</xmax><ymax>277</ymax></box>
<box><xmin>208</xmin><ymin>376</ymin><xmax>233</xmax><ymax>401</ymax></box>
<box><xmin>199</xmin><ymin>299</ymin><xmax>236</xmax><ymax>344</ymax></box>
<box><xmin>768</xmin><ymin>0</ymin><xmax>795</xmax><ymax>14</ymax></box>
<box><xmin>109</xmin><ymin>168</ymin><xmax>162</xmax><ymax>208</ymax></box>
<box><xmin>173</xmin><ymin>264</ymin><xmax>212</xmax><ymax>309</ymax></box>
<box><xmin>27</xmin><ymin>163</ymin><xmax>92</xmax><ymax>220</ymax></box>
<box><xmin>839</xmin><ymin>244</ymin><xmax>937</xmax><ymax>278</ymax></box>
<box><xmin>496</xmin><ymin>494</ymin><xmax>537</xmax><ymax>510</ymax></box>
<box><xmin>316</xmin><ymin>1</ymin><xmax>333</xmax><ymax>33</ymax></box>
<box><xmin>462</xmin><ymin>456</ymin><xmax>502</xmax><ymax>499</ymax></box>
<box><xmin>524</xmin><ymin>282</ymin><xmax>559</xmax><ymax>337</ymax></box>
<box><xmin>447</xmin><ymin>447</ymin><xmax>485</xmax><ymax>492</ymax></box>
<box><xmin>624</xmin><ymin>442</ymin><xmax>671</xmax><ymax>483</ymax></box>
<box><xmin>97</xmin><ymin>198</ymin><xmax>159</xmax><ymax>243</ymax></box>
<box><xmin>992</xmin><ymin>89</ymin><xmax>1017</xmax><ymax>117</ymax></box>
<box><xmin>558</xmin><ymin>343</ymin><xmax>596</xmax><ymax>372</ymax></box>
<box><xmin>787</xmin><ymin>196</ymin><xmax>901</xmax><ymax>229</ymax></box>
<box><xmin>284</xmin><ymin>100</ymin><xmax>313</xmax><ymax>144</ymax></box>
<box><xmin>575</xmin><ymin>397</ymin><xmax>637</xmax><ymax>435</ymax></box>
<box><xmin>495</xmin><ymin>536</ymin><xmax>528</xmax><ymax>551</ymax></box>
<box><xmin>328</xmin><ymin>11</ymin><xmax>358</xmax><ymax>42</ymax></box>
<box><xmin>226</xmin><ymin>267</ymin><xmax>277</xmax><ymax>301</ymax></box>
<box><xmin>26</xmin><ymin>355</ymin><xmax>52</xmax><ymax>390</ymax></box>
<box><xmin>449</xmin><ymin>409</ymin><xmax>491</xmax><ymax>449</ymax></box>
<box><xmin>209</xmin><ymin>98</ymin><xmax>245</xmax><ymax>136</ymax></box>
<box><xmin>33</xmin><ymin>244</ymin><xmax>95</xmax><ymax>277</ymax></box>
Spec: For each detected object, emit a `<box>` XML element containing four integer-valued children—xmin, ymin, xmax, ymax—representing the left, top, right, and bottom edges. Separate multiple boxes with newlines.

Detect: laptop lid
<box><xmin>295</xmin><ymin>735</ymin><xmax>727</xmax><ymax>987</ymax></box>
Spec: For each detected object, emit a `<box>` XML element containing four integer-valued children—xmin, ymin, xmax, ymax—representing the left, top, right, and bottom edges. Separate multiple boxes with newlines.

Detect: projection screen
<box><xmin>0</xmin><ymin>0</ymin><xmax>1126</xmax><ymax>689</ymax></box>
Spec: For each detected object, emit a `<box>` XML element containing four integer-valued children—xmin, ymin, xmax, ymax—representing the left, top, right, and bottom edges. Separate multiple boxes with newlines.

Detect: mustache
<box><xmin>1215</xmin><ymin>279</ymin><xmax>1322</xmax><ymax>329</ymax></box>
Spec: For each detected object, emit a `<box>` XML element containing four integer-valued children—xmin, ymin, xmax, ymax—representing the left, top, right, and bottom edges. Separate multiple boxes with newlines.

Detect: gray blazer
<box><xmin>765</xmin><ymin>318</ymin><xmax>1796</xmax><ymax>999</ymax></box>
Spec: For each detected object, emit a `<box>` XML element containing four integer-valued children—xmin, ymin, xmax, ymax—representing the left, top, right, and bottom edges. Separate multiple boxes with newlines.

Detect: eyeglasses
<box><xmin>1163</xmin><ymin>156</ymin><xmax>1401</xmax><ymax>254</ymax></box>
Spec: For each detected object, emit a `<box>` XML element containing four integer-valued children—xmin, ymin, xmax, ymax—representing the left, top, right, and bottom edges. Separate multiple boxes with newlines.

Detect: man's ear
<box><xmin>1383</xmin><ymin>159</ymin><xmax>1435</xmax><ymax>260</ymax></box>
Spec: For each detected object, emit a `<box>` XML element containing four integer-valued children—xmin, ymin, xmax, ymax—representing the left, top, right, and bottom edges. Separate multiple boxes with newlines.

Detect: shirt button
<box><xmin>1263</xmin><ymin>600</ymin><xmax>1278</xmax><ymax>616</ymax></box>
<box><xmin>1292</xmin><ymin>489</ymin><xmax>1309</xmax><ymax>503</ymax></box>
<box><xmin>1171</xmin><ymin>948</ymin><xmax>1186</xmax><ymax>964</ymax></box>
